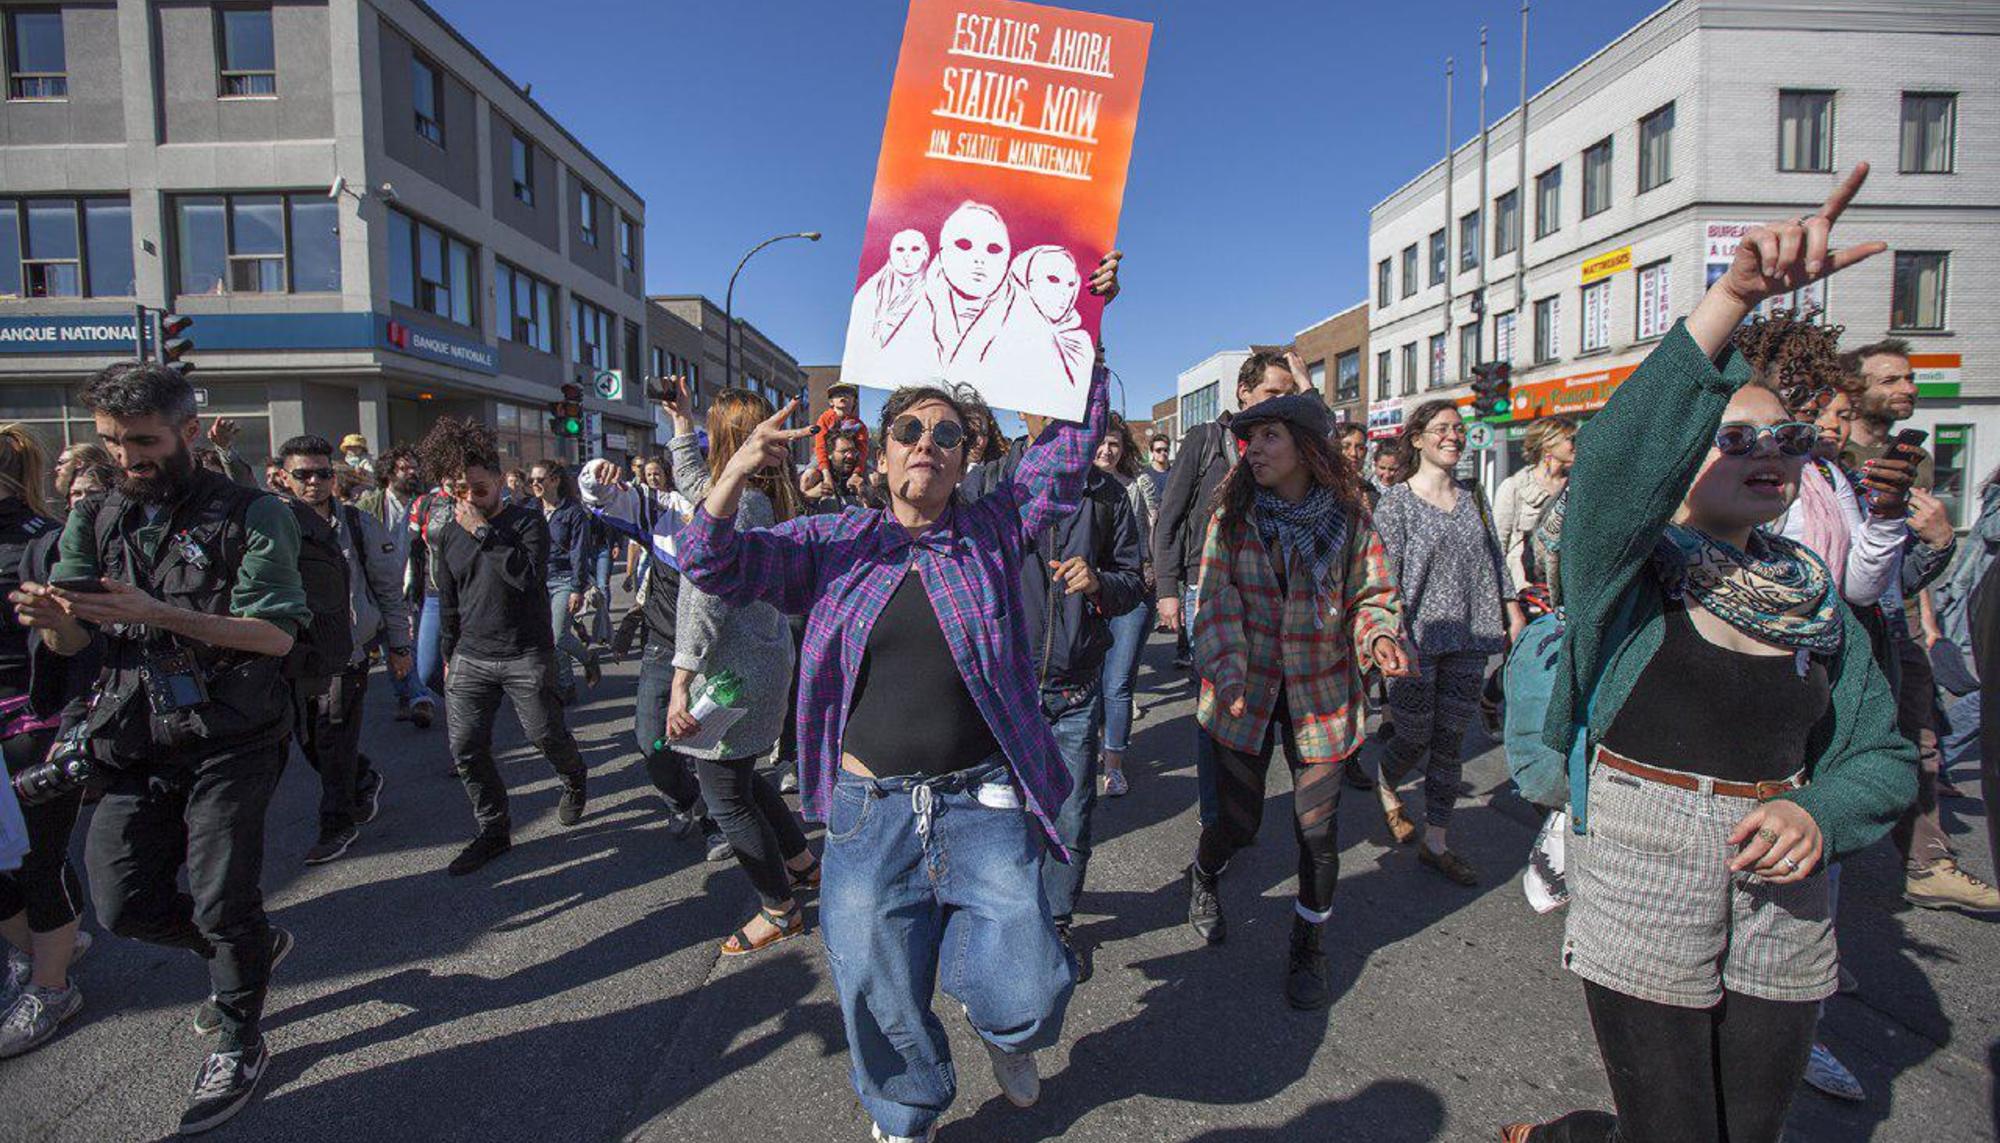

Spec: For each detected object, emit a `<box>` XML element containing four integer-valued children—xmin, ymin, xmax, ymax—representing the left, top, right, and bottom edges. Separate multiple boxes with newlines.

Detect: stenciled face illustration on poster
<box><xmin>938</xmin><ymin>202</ymin><xmax>1010</xmax><ymax>303</ymax></box>
<box><xmin>1017</xmin><ymin>245</ymin><xmax>1081</xmax><ymax>326</ymax></box>
<box><xmin>889</xmin><ymin>228</ymin><xmax>930</xmax><ymax>277</ymax></box>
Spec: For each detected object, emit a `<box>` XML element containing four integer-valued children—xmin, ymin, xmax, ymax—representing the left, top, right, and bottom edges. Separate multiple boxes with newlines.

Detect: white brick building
<box><xmin>1367</xmin><ymin>0</ymin><xmax>1999</xmax><ymax>525</ymax></box>
<box><xmin>1172</xmin><ymin>348</ymin><xmax>1252</xmax><ymax>444</ymax></box>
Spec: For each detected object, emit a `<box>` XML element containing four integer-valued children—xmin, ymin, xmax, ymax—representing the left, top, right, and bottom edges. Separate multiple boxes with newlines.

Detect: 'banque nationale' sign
<box><xmin>0</xmin><ymin>316</ymin><xmax>141</xmax><ymax>354</ymax></box>
<box><xmin>377</xmin><ymin>315</ymin><xmax>498</xmax><ymax>374</ymax></box>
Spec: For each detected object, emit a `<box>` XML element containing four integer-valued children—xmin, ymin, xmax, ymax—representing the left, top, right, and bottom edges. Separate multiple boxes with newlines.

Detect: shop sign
<box><xmin>1581</xmin><ymin>246</ymin><xmax>1631</xmax><ymax>284</ymax></box>
<box><xmin>1704</xmin><ymin>221</ymin><xmax>1822</xmax><ymax>313</ymax></box>
<box><xmin>378</xmin><ymin>315</ymin><xmax>497</xmax><ymax>374</ymax></box>
<box><xmin>1367</xmin><ymin>398</ymin><xmax>1404</xmax><ymax>440</ymax></box>
<box><xmin>0</xmin><ymin>315</ymin><xmax>141</xmax><ymax>353</ymax></box>
<box><xmin>1912</xmin><ymin>352</ymin><xmax>1962</xmax><ymax>399</ymax></box>
<box><xmin>1507</xmin><ymin>362</ymin><xmax>1639</xmax><ymax>421</ymax></box>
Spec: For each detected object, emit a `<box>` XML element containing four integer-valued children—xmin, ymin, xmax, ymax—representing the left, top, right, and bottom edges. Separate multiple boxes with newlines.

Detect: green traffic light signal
<box><xmin>562</xmin><ymin>416</ymin><xmax>581</xmax><ymax>435</ymax></box>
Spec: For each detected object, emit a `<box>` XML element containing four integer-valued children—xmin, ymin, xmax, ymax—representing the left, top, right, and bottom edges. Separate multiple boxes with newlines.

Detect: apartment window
<box><xmin>1399</xmin><ymin>343</ymin><xmax>1417</xmax><ymax>397</ymax></box>
<box><xmin>510</xmin><ymin>131</ymin><xmax>535</xmax><ymax>205</ymax></box>
<box><xmin>1583</xmin><ymin>137</ymin><xmax>1613</xmax><ymax>217</ymax></box>
<box><xmin>1458</xmin><ymin>322</ymin><xmax>1480</xmax><ymax>379</ymax></box>
<box><xmin>1636</xmin><ymin>260</ymin><xmax>1672</xmax><ymax>341</ymax></box>
<box><xmin>495</xmin><ymin>261</ymin><xmax>555</xmax><ymax>353</ymax></box>
<box><xmin>1533</xmin><ymin>296</ymin><xmax>1561</xmax><ymax>363</ymax></box>
<box><xmin>5</xmin><ymin>9</ymin><xmax>65</xmax><ymax>100</ymax></box>
<box><xmin>1181</xmin><ymin>382</ymin><xmax>1218</xmax><ymax>428</ymax></box>
<box><xmin>577</xmin><ymin>183</ymin><xmax>599</xmax><ymax>248</ymax></box>
<box><xmin>1779</xmin><ymin>91</ymin><xmax>1833</xmax><ymax>172</ymax></box>
<box><xmin>1399</xmin><ymin>244</ymin><xmax>1417</xmax><ymax>298</ymax></box>
<box><xmin>175</xmin><ymin>193</ymin><xmax>339</xmax><ymax>296</ymax></box>
<box><xmin>649</xmin><ymin>345</ymin><xmax>666</xmax><ymax>381</ymax></box>
<box><xmin>1427</xmin><ymin>333</ymin><xmax>1446</xmax><ymax>388</ymax></box>
<box><xmin>571</xmin><ymin>296</ymin><xmax>611</xmax><ymax>368</ymax></box>
<box><xmin>1458</xmin><ymin>210</ymin><xmax>1480</xmax><ymax>272</ymax></box>
<box><xmin>1493</xmin><ymin>190</ymin><xmax>1519</xmax><ymax>257</ymax></box>
<box><xmin>1639</xmin><ymin>102</ymin><xmax>1674</xmax><ymax>192</ymax></box>
<box><xmin>1494</xmin><ymin>311</ymin><xmax>1516</xmax><ymax>364</ymax></box>
<box><xmin>1534</xmin><ymin>165</ymin><xmax>1561</xmax><ymax>239</ymax></box>
<box><xmin>1376</xmin><ymin>258</ymin><xmax>1391</xmax><ymax>308</ymax></box>
<box><xmin>1900</xmin><ymin>93</ymin><xmax>1956</xmax><ymax>174</ymax></box>
<box><xmin>1375</xmin><ymin>350</ymin><xmax>1392</xmax><ymax>401</ymax></box>
<box><xmin>0</xmin><ymin>197</ymin><xmax>131</xmax><ymax>298</ymax></box>
<box><xmin>1306</xmin><ymin>359</ymin><xmax>1327</xmax><ymax>397</ymax></box>
<box><xmin>618</xmin><ymin>215</ymin><xmax>635</xmax><ymax>272</ymax></box>
<box><xmin>217</xmin><ymin>6</ymin><xmax>276</xmax><ymax>97</ymax></box>
<box><xmin>1580</xmin><ymin>281</ymin><xmax>1612</xmax><ymax>353</ymax></box>
<box><xmin>383</xmin><ymin>208</ymin><xmax>472</xmax><ymax>324</ymax></box>
<box><xmin>1891</xmin><ymin>251</ymin><xmax>1948</xmax><ymax>331</ymax></box>
<box><xmin>1335</xmin><ymin>350</ymin><xmax>1360</xmax><ymax>401</ymax></box>
<box><xmin>411</xmin><ymin>53</ymin><xmax>444</xmax><ymax>146</ymax></box>
<box><xmin>1428</xmin><ymin>229</ymin><xmax>1446</xmax><ymax>286</ymax></box>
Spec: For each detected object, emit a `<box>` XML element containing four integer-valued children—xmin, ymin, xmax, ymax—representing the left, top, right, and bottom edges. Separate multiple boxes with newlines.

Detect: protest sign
<box><xmin>841</xmin><ymin>0</ymin><xmax>1151</xmax><ymax>421</ymax></box>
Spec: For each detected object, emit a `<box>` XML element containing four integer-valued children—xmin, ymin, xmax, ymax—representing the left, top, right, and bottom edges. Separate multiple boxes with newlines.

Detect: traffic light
<box><xmin>550</xmin><ymin>382</ymin><xmax>584</xmax><ymax>437</ymax></box>
<box><xmin>157</xmin><ymin>312</ymin><xmax>196</xmax><ymax>378</ymax></box>
<box><xmin>1470</xmin><ymin>361</ymin><xmax>1513</xmax><ymax>418</ymax></box>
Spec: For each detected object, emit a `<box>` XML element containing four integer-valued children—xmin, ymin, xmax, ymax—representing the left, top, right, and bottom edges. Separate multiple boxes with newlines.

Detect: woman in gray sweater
<box><xmin>663</xmin><ymin>387</ymin><xmax>817</xmax><ymax>957</ymax></box>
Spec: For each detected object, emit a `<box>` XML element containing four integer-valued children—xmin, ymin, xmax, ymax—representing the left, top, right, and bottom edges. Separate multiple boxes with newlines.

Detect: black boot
<box><xmin>1186</xmin><ymin>862</ymin><xmax>1226</xmax><ymax>945</ymax></box>
<box><xmin>1285</xmin><ymin>915</ymin><xmax>1331</xmax><ymax>1010</ymax></box>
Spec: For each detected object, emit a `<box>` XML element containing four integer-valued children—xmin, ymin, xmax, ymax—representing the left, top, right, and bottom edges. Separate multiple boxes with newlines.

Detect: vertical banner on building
<box><xmin>841</xmin><ymin>0</ymin><xmax>1152</xmax><ymax>421</ymax></box>
<box><xmin>1705</xmin><ymin>221</ymin><xmax>1824</xmax><ymax>315</ymax></box>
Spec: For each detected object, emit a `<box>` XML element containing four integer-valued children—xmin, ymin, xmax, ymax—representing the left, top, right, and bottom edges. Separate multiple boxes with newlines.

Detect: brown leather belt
<box><xmin>1593</xmin><ymin>745</ymin><xmax>1803</xmax><ymax>801</ymax></box>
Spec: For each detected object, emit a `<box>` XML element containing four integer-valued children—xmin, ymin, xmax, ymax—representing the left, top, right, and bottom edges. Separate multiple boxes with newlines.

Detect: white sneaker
<box><xmin>982</xmin><ymin>1038</ymin><xmax>1041</xmax><ymax>1108</ymax></box>
<box><xmin>871</xmin><ymin>1124</ymin><xmax>936</xmax><ymax>1143</ymax></box>
<box><xmin>1101</xmin><ymin>769</ymin><xmax>1129</xmax><ymax>797</ymax></box>
<box><xmin>1522</xmin><ymin>810</ymin><xmax>1571</xmax><ymax>915</ymax></box>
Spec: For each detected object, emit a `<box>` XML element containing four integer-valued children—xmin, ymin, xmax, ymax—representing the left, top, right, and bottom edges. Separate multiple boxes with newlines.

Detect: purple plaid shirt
<box><xmin>677</xmin><ymin>371</ymin><xmax>1107</xmax><ymax>857</ymax></box>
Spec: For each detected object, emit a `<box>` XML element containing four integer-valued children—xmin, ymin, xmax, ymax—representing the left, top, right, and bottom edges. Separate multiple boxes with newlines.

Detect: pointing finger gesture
<box><xmin>1722</xmin><ymin>163</ymin><xmax>1887</xmax><ymax>311</ymax></box>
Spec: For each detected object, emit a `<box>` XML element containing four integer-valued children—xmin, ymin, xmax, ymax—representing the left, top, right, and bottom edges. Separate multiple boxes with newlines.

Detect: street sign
<box><xmin>1466</xmin><ymin>422</ymin><xmax>1494</xmax><ymax>451</ymax></box>
<box><xmin>584</xmin><ymin>410</ymin><xmax>603</xmax><ymax>448</ymax></box>
<box><xmin>592</xmin><ymin>369</ymin><xmax>624</xmax><ymax>401</ymax></box>
<box><xmin>192</xmin><ymin>387</ymin><xmax>209</xmax><ymax>408</ymax></box>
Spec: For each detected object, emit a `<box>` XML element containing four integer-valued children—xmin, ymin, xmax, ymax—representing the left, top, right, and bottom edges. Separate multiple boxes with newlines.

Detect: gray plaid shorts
<box><xmin>1562</xmin><ymin>760</ymin><xmax>1836</xmax><ymax>1009</ymax></box>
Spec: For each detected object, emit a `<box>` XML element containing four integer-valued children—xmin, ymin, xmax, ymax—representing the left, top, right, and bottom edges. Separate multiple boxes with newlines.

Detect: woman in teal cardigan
<box><xmin>1505</xmin><ymin>165</ymin><xmax>1916</xmax><ymax>1143</ymax></box>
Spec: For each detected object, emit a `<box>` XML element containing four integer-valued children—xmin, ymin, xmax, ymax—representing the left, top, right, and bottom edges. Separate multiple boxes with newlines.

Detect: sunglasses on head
<box><xmin>889</xmin><ymin>415</ymin><xmax>965</xmax><ymax>451</ymax></box>
<box><xmin>1713</xmin><ymin>421</ymin><xmax>1819</xmax><ymax>458</ymax></box>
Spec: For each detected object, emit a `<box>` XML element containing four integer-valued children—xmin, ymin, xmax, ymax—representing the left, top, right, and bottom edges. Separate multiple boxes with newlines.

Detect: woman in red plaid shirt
<box><xmin>1184</xmin><ymin>392</ymin><xmax>1415</xmax><ymax>1010</ymax></box>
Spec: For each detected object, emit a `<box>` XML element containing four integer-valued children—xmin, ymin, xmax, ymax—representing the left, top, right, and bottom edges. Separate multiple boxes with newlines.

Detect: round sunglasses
<box><xmin>889</xmin><ymin>415</ymin><xmax>966</xmax><ymax>452</ymax></box>
<box><xmin>1714</xmin><ymin>421</ymin><xmax>1819</xmax><ymax>458</ymax></box>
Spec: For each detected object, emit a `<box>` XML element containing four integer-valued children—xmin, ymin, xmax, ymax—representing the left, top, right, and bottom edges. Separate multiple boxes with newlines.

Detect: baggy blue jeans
<box><xmin>820</xmin><ymin>760</ymin><xmax>1075</xmax><ymax>1139</ymax></box>
<box><xmin>1038</xmin><ymin>681</ymin><xmax>1102</xmax><ymax>928</ymax></box>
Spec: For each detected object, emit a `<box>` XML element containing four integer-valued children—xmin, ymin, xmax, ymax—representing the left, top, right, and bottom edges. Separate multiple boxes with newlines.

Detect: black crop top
<box><xmin>842</xmin><ymin>570</ymin><xmax>1002</xmax><ymax>778</ymax></box>
<box><xmin>1600</xmin><ymin>602</ymin><xmax>1830</xmax><ymax>784</ymax></box>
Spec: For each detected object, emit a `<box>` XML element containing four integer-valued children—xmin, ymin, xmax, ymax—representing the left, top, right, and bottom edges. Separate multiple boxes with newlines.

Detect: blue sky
<box><xmin>431</xmin><ymin>0</ymin><xmax>1663</xmax><ymax>421</ymax></box>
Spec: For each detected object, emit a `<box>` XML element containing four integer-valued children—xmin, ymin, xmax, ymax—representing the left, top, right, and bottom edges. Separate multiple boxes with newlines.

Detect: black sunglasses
<box><xmin>889</xmin><ymin>415</ymin><xmax>965</xmax><ymax>451</ymax></box>
<box><xmin>287</xmin><ymin>468</ymin><xmax>335</xmax><ymax>483</ymax></box>
<box><xmin>1714</xmin><ymin>422</ymin><xmax>1819</xmax><ymax>458</ymax></box>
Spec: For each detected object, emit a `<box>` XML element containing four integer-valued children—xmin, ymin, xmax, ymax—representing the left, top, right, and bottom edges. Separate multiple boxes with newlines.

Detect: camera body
<box><xmin>10</xmin><ymin>722</ymin><xmax>105</xmax><ymax>807</ymax></box>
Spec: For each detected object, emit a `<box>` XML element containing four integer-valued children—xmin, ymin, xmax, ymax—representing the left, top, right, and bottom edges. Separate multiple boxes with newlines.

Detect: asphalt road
<box><xmin>3</xmin><ymin>630</ymin><xmax>1994</xmax><ymax>1142</ymax></box>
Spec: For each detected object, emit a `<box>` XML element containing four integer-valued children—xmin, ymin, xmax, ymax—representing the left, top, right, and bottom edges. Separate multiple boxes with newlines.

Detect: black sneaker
<box><xmin>447</xmin><ymin>833</ymin><xmax>512</xmax><ymax>877</ymax></box>
<box><xmin>557</xmin><ymin>778</ymin><xmax>587</xmax><ymax>827</ymax></box>
<box><xmin>702</xmin><ymin>820</ymin><xmax>734</xmax><ymax>864</ymax></box>
<box><xmin>409</xmin><ymin>698</ymin><xmax>434</xmax><ymax>730</ymax></box>
<box><xmin>1285</xmin><ymin>916</ymin><xmax>1332</xmax><ymax>1011</ymax></box>
<box><xmin>583</xmin><ymin>650</ymin><xmax>603</xmax><ymax>688</ymax></box>
<box><xmin>1186</xmin><ymin>863</ymin><xmax>1226</xmax><ymax>945</ymax></box>
<box><xmin>354</xmin><ymin>769</ymin><xmax>385</xmax><ymax>826</ymax></box>
<box><xmin>1057</xmin><ymin>923</ymin><xmax>1093</xmax><ymax>985</ymax></box>
<box><xmin>303</xmin><ymin>826</ymin><xmax>357</xmax><ymax>866</ymax></box>
<box><xmin>661</xmin><ymin>797</ymin><xmax>701</xmax><ymax>838</ymax></box>
<box><xmin>194</xmin><ymin>928</ymin><xmax>292</xmax><ymax>1036</ymax></box>
<box><xmin>178</xmin><ymin>1039</ymin><xmax>269</xmax><ymax>1135</ymax></box>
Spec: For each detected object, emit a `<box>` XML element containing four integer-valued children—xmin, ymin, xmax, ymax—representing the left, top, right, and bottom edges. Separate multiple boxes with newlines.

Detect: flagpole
<box><xmin>1477</xmin><ymin>26</ymin><xmax>1489</xmax><ymax>369</ymax></box>
<box><xmin>1443</xmin><ymin>57</ymin><xmax>1455</xmax><ymax>344</ymax></box>
<box><xmin>1515</xmin><ymin>3</ymin><xmax>1531</xmax><ymax>350</ymax></box>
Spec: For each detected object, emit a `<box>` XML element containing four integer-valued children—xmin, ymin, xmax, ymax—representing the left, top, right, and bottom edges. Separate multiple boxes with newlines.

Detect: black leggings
<box><xmin>1530</xmin><ymin>981</ymin><xmax>1818</xmax><ymax>1143</ymax></box>
<box><xmin>1194</xmin><ymin>698</ymin><xmax>1342</xmax><ymax>914</ymax></box>
<box><xmin>697</xmin><ymin>755</ymin><xmax>810</xmax><ymax>911</ymax></box>
<box><xmin>0</xmin><ymin>730</ymin><xmax>84</xmax><ymax>932</ymax></box>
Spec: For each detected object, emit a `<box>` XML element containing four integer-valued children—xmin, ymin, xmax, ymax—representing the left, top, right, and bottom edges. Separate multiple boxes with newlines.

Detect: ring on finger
<box><xmin>1782</xmin><ymin>856</ymin><xmax>1801</xmax><ymax>873</ymax></box>
<box><xmin>1756</xmin><ymin>827</ymin><xmax>1780</xmax><ymax>844</ymax></box>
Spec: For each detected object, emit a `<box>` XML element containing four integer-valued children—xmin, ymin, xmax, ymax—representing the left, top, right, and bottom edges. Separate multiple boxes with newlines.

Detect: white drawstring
<box><xmin>911</xmin><ymin>783</ymin><xmax>936</xmax><ymax>843</ymax></box>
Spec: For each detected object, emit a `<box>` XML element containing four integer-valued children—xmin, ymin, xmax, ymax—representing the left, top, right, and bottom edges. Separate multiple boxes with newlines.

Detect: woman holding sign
<box><xmin>678</xmin><ymin>257</ymin><xmax>1118</xmax><ymax>1143</ymax></box>
<box><xmin>1502</xmin><ymin>167</ymin><xmax>1915</xmax><ymax>1143</ymax></box>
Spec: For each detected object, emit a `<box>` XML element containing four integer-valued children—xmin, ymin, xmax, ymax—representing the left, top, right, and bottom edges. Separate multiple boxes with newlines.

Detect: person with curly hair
<box><xmin>1503</xmin><ymin>165</ymin><xmax>1916</xmax><ymax>1143</ymax></box>
<box><xmin>418</xmin><ymin>417</ymin><xmax>589</xmax><ymax>877</ymax></box>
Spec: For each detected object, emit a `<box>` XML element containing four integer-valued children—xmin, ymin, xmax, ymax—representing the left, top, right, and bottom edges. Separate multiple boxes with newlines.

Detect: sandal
<box><xmin>788</xmin><ymin>854</ymin><xmax>822</xmax><ymax>892</ymax></box>
<box><xmin>720</xmin><ymin>906</ymin><xmax>805</xmax><ymax>957</ymax></box>
<box><xmin>1382</xmin><ymin>804</ymin><xmax>1418</xmax><ymax>846</ymax></box>
<box><xmin>1499</xmin><ymin>1126</ymin><xmax>1537</xmax><ymax>1143</ymax></box>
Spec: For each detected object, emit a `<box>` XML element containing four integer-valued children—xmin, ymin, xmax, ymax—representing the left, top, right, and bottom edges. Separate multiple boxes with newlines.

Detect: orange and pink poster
<box><xmin>841</xmin><ymin>0</ymin><xmax>1152</xmax><ymax>420</ymax></box>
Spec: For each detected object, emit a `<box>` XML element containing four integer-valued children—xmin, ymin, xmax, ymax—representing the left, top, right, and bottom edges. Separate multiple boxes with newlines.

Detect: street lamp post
<box><xmin>723</xmin><ymin>230</ymin><xmax>820</xmax><ymax>395</ymax></box>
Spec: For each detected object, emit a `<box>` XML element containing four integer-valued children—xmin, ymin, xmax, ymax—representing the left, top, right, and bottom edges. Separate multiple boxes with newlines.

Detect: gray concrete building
<box><xmin>0</xmin><ymin>0</ymin><xmax>652</xmax><ymax>470</ymax></box>
<box><xmin>1368</xmin><ymin>0</ymin><xmax>1999</xmax><ymax>523</ymax></box>
<box><xmin>641</xmin><ymin>295</ymin><xmax>806</xmax><ymax>452</ymax></box>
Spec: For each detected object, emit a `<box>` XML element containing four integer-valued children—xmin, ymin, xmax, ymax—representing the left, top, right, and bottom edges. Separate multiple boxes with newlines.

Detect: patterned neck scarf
<box><xmin>1655</xmin><ymin>524</ymin><xmax>1842</xmax><ymax>654</ymax></box>
<box><xmin>1253</xmin><ymin>485</ymin><xmax>1348</xmax><ymax>624</ymax></box>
